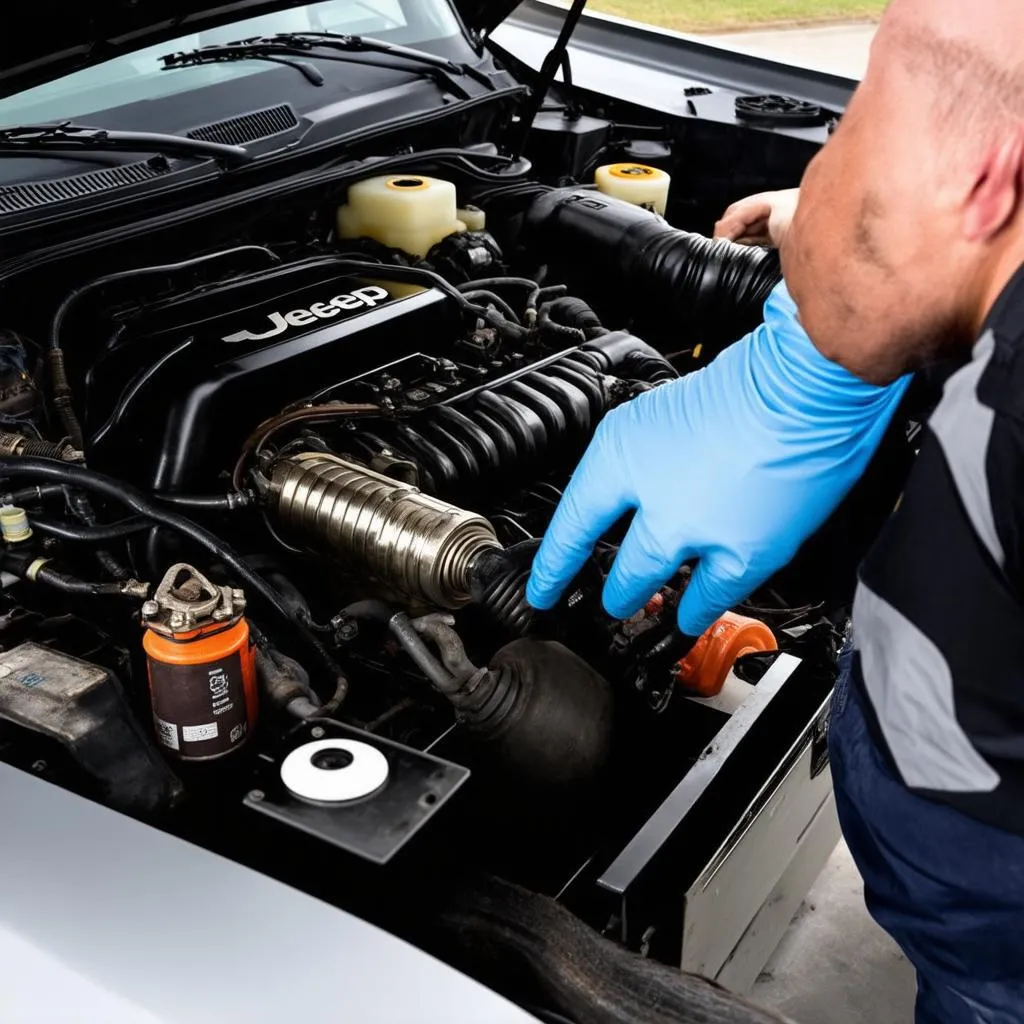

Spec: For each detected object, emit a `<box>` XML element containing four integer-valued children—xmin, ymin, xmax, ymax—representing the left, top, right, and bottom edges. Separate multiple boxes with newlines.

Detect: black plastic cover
<box><xmin>85</xmin><ymin>274</ymin><xmax>458</xmax><ymax>490</ymax></box>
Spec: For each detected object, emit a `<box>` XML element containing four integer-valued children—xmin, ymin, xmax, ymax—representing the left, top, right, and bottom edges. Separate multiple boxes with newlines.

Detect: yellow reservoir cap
<box><xmin>0</xmin><ymin>506</ymin><xmax>32</xmax><ymax>543</ymax></box>
<box><xmin>337</xmin><ymin>174</ymin><xmax>465</xmax><ymax>258</ymax></box>
<box><xmin>594</xmin><ymin>163</ymin><xmax>671</xmax><ymax>216</ymax></box>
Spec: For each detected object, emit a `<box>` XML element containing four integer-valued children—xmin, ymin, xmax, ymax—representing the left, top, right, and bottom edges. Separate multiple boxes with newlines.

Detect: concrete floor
<box><xmin>701</xmin><ymin>22</ymin><xmax>877</xmax><ymax>80</ymax></box>
<box><xmin>749</xmin><ymin>840</ymin><xmax>917</xmax><ymax>1023</ymax></box>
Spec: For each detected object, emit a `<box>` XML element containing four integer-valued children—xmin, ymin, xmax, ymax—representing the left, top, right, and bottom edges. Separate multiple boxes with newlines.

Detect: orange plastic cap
<box><xmin>675</xmin><ymin>611</ymin><xmax>777</xmax><ymax>698</ymax></box>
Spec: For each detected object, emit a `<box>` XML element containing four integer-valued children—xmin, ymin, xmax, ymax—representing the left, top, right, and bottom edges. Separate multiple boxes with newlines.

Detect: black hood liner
<box><xmin>453</xmin><ymin>0</ymin><xmax>527</xmax><ymax>35</ymax></box>
<box><xmin>0</xmin><ymin>0</ymin><xmax>527</xmax><ymax>98</ymax></box>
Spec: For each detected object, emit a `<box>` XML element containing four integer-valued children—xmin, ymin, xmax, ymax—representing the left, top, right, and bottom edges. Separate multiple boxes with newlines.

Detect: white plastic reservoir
<box><xmin>594</xmin><ymin>163</ymin><xmax>671</xmax><ymax>216</ymax></box>
<box><xmin>337</xmin><ymin>174</ymin><xmax>466</xmax><ymax>257</ymax></box>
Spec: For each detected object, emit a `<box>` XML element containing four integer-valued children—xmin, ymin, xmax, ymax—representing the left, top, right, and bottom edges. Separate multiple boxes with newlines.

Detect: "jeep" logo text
<box><xmin>220</xmin><ymin>285</ymin><xmax>390</xmax><ymax>343</ymax></box>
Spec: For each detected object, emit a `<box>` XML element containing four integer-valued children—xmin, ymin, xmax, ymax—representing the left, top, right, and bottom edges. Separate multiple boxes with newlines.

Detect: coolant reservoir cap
<box><xmin>604</xmin><ymin>163</ymin><xmax>663</xmax><ymax>179</ymax></box>
<box><xmin>595</xmin><ymin>163</ymin><xmax>671</xmax><ymax>215</ymax></box>
<box><xmin>281</xmin><ymin>738</ymin><xmax>390</xmax><ymax>803</ymax></box>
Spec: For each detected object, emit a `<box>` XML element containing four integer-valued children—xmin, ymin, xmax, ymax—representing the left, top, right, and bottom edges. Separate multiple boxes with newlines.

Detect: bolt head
<box><xmin>248</xmin><ymin>789</ymin><xmax>265</xmax><ymax>802</ymax></box>
<box><xmin>31</xmin><ymin>759</ymin><xmax>46</xmax><ymax>773</ymax></box>
<box><xmin>310</xmin><ymin>726</ymin><xmax>325</xmax><ymax>739</ymax></box>
<box><xmin>141</xmin><ymin>600</ymin><xmax>159</xmax><ymax>618</ymax></box>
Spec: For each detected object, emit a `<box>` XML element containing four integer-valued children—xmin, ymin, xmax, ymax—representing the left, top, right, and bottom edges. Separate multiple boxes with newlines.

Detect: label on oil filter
<box><xmin>149</xmin><ymin>652</ymin><xmax>248</xmax><ymax>760</ymax></box>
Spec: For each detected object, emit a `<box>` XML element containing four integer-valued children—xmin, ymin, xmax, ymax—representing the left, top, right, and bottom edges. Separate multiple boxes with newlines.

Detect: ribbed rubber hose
<box><xmin>521</xmin><ymin>187</ymin><xmax>782</xmax><ymax>345</ymax></box>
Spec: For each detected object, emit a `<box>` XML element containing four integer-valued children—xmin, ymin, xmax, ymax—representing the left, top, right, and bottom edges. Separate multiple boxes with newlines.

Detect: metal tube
<box><xmin>269</xmin><ymin>453</ymin><xmax>501</xmax><ymax>609</ymax></box>
<box><xmin>388</xmin><ymin>612</ymin><xmax>459</xmax><ymax>694</ymax></box>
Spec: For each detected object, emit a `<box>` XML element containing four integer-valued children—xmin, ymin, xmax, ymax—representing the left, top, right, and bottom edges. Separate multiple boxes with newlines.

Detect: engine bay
<box><xmin>0</xmin><ymin>142</ymin><xmax>914</xmax><ymax>1005</ymax></box>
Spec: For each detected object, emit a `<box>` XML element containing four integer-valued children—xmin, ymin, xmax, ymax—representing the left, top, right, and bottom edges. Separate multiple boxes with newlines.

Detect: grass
<box><xmin>582</xmin><ymin>0</ymin><xmax>887</xmax><ymax>33</ymax></box>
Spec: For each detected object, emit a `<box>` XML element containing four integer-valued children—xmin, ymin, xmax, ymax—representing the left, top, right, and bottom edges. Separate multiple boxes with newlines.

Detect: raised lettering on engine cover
<box><xmin>221</xmin><ymin>285</ymin><xmax>391</xmax><ymax>343</ymax></box>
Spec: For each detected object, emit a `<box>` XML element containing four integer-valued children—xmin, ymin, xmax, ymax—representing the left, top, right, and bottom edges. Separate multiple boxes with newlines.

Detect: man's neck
<box><xmin>976</xmin><ymin>244</ymin><xmax>1024</xmax><ymax>337</ymax></box>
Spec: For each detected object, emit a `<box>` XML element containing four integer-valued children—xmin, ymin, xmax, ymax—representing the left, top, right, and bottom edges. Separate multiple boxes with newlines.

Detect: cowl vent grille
<box><xmin>0</xmin><ymin>160</ymin><xmax>166</xmax><ymax>215</ymax></box>
<box><xmin>187</xmin><ymin>104</ymin><xmax>299</xmax><ymax>145</ymax></box>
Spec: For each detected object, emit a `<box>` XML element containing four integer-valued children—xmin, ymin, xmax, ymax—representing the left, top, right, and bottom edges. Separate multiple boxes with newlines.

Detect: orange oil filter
<box><xmin>142</xmin><ymin>563</ymin><xmax>257</xmax><ymax>761</ymax></box>
<box><xmin>675</xmin><ymin>611</ymin><xmax>777</xmax><ymax>699</ymax></box>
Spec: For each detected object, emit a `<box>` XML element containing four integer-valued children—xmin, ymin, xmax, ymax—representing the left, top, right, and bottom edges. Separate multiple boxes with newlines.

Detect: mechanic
<box><xmin>526</xmin><ymin>0</ymin><xmax>1024</xmax><ymax>1021</ymax></box>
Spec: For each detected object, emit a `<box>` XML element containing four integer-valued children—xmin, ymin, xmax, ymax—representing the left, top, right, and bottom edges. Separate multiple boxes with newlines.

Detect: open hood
<box><xmin>452</xmin><ymin>1</ymin><xmax>529</xmax><ymax>35</ymax></box>
<box><xmin>0</xmin><ymin>0</ymin><xmax>526</xmax><ymax>99</ymax></box>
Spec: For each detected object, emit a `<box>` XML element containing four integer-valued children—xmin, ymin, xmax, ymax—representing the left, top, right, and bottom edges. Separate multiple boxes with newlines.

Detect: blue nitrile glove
<box><xmin>526</xmin><ymin>281</ymin><xmax>912</xmax><ymax>635</ymax></box>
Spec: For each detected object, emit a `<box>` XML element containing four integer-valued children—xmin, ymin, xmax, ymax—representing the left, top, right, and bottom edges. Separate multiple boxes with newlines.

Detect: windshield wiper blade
<box><xmin>0</xmin><ymin>123</ymin><xmax>252</xmax><ymax>167</ymax></box>
<box><xmin>161</xmin><ymin>33</ymin><xmax>493</xmax><ymax>100</ymax></box>
<box><xmin>279</xmin><ymin>31</ymin><xmax>496</xmax><ymax>90</ymax></box>
<box><xmin>160</xmin><ymin>44</ymin><xmax>325</xmax><ymax>87</ymax></box>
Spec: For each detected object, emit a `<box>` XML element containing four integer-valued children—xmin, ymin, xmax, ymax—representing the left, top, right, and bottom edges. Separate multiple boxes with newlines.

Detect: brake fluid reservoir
<box><xmin>337</xmin><ymin>174</ymin><xmax>465</xmax><ymax>257</ymax></box>
<box><xmin>595</xmin><ymin>163</ymin><xmax>671</xmax><ymax>215</ymax></box>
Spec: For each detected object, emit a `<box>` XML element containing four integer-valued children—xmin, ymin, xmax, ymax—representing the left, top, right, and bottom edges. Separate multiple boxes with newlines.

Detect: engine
<box><xmin>0</xmin><ymin>161</ymin><xmax>858</xmax><ymax>917</ymax></box>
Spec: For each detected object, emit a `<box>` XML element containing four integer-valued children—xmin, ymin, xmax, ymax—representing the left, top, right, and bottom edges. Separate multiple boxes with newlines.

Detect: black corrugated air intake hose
<box><xmin>517</xmin><ymin>187</ymin><xmax>782</xmax><ymax>350</ymax></box>
<box><xmin>540</xmin><ymin>296</ymin><xmax>607</xmax><ymax>340</ymax></box>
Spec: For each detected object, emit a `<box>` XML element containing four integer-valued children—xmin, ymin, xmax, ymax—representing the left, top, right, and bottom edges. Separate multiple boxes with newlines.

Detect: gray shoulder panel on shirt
<box><xmin>929</xmin><ymin>330</ymin><xmax>1005</xmax><ymax>570</ymax></box>
<box><xmin>854</xmin><ymin>581</ymin><xmax>1000</xmax><ymax>794</ymax></box>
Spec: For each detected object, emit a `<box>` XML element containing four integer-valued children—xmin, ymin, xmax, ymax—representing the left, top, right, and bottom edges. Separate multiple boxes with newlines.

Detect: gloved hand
<box><xmin>714</xmin><ymin>188</ymin><xmax>800</xmax><ymax>248</ymax></box>
<box><xmin>526</xmin><ymin>281</ymin><xmax>912</xmax><ymax>635</ymax></box>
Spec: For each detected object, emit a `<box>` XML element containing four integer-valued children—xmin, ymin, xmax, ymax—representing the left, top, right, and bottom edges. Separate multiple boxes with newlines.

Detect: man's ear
<box><xmin>963</xmin><ymin>127</ymin><xmax>1024</xmax><ymax>242</ymax></box>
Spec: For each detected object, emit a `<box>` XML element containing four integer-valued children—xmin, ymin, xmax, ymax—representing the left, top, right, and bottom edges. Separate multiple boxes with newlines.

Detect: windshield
<box><xmin>0</xmin><ymin>0</ymin><xmax>465</xmax><ymax>127</ymax></box>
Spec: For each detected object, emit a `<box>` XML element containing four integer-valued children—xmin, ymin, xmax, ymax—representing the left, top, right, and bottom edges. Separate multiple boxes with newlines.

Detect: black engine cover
<box><xmin>84</xmin><ymin>272</ymin><xmax>457</xmax><ymax>491</ymax></box>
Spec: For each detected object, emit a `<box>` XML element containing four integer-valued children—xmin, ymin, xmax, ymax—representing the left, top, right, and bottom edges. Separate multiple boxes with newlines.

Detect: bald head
<box><xmin>884</xmin><ymin>0</ymin><xmax>1024</xmax><ymax>73</ymax></box>
<box><xmin>780</xmin><ymin>0</ymin><xmax>1024</xmax><ymax>384</ymax></box>
<box><xmin>883</xmin><ymin>0</ymin><xmax>1024</xmax><ymax>164</ymax></box>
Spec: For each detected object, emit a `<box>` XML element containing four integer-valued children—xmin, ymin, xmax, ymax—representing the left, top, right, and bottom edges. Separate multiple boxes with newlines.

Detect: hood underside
<box><xmin>0</xmin><ymin>0</ymin><xmax>527</xmax><ymax>99</ymax></box>
<box><xmin>454</xmin><ymin>1</ymin><xmax>526</xmax><ymax>35</ymax></box>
